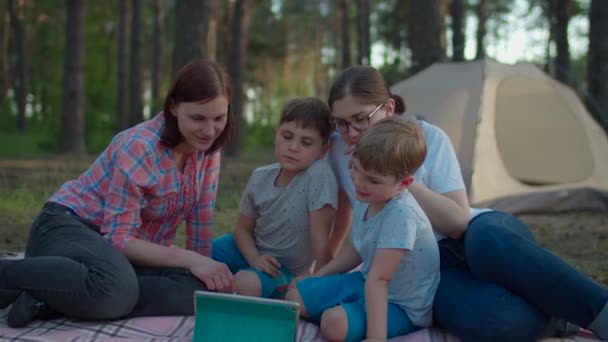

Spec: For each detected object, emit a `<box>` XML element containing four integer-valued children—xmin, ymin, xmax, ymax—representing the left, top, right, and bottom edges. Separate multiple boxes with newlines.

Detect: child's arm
<box><xmin>309</xmin><ymin>204</ymin><xmax>336</xmax><ymax>272</ymax></box>
<box><xmin>315</xmin><ymin>243</ymin><xmax>361</xmax><ymax>277</ymax></box>
<box><xmin>365</xmin><ymin>248</ymin><xmax>408</xmax><ymax>341</ymax></box>
<box><xmin>327</xmin><ymin>189</ymin><xmax>353</xmax><ymax>258</ymax></box>
<box><xmin>233</xmin><ymin>213</ymin><xmax>281</xmax><ymax>277</ymax></box>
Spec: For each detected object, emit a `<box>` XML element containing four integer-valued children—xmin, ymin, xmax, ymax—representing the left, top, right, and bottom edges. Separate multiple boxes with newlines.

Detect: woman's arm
<box><xmin>233</xmin><ymin>213</ymin><xmax>281</xmax><ymax>277</ymax></box>
<box><xmin>123</xmin><ymin>238</ymin><xmax>234</xmax><ymax>292</ymax></box>
<box><xmin>309</xmin><ymin>204</ymin><xmax>336</xmax><ymax>272</ymax></box>
<box><xmin>408</xmin><ymin>181</ymin><xmax>469</xmax><ymax>239</ymax></box>
<box><xmin>365</xmin><ymin>248</ymin><xmax>407</xmax><ymax>341</ymax></box>
<box><xmin>327</xmin><ymin>189</ymin><xmax>353</xmax><ymax>257</ymax></box>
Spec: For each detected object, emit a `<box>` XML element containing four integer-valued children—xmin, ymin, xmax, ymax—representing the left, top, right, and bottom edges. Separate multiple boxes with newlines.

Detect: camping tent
<box><xmin>391</xmin><ymin>59</ymin><xmax>608</xmax><ymax>214</ymax></box>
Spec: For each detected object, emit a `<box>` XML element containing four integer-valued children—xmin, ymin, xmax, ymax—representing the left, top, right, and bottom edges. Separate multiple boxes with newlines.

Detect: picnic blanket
<box><xmin>0</xmin><ymin>307</ymin><xmax>603</xmax><ymax>342</ymax></box>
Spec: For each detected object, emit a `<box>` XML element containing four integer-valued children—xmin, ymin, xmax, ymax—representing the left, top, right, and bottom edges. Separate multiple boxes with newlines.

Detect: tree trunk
<box><xmin>475</xmin><ymin>0</ymin><xmax>488</xmax><ymax>60</ymax></box>
<box><xmin>407</xmin><ymin>0</ymin><xmax>445</xmax><ymax>73</ymax></box>
<box><xmin>206</xmin><ymin>0</ymin><xmax>221</xmax><ymax>60</ymax></box>
<box><xmin>172</xmin><ymin>0</ymin><xmax>207</xmax><ymax>76</ymax></box>
<box><xmin>356</xmin><ymin>0</ymin><xmax>370</xmax><ymax>65</ymax></box>
<box><xmin>129</xmin><ymin>0</ymin><xmax>143</xmax><ymax>126</ymax></box>
<box><xmin>61</xmin><ymin>0</ymin><xmax>86</xmax><ymax>153</ymax></box>
<box><xmin>116</xmin><ymin>0</ymin><xmax>128</xmax><ymax>132</ymax></box>
<box><xmin>587</xmin><ymin>0</ymin><xmax>608</xmax><ymax>132</ymax></box>
<box><xmin>450</xmin><ymin>0</ymin><xmax>466</xmax><ymax>62</ymax></box>
<box><xmin>151</xmin><ymin>0</ymin><xmax>162</xmax><ymax>104</ymax></box>
<box><xmin>7</xmin><ymin>0</ymin><xmax>27</xmax><ymax>132</ymax></box>
<box><xmin>551</xmin><ymin>0</ymin><xmax>571</xmax><ymax>84</ymax></box>
<box><xmin>225</xmin><ymin>0</ymin><xmax>252</xmax><ymax>157</ymax></box>
<box><xmin>1</xmin><ymin>1</ymin><xmax>8</xmax><ymax>102</ymax></box>
<box><xmin>338</xmin><ymin>0</ymin><xmax>351</xmax><ymax>69</ymax></box>
<box><xmin>313</xmin><ymin>0</ymin><xmax>324</xmax><ymax>96</ymax></box>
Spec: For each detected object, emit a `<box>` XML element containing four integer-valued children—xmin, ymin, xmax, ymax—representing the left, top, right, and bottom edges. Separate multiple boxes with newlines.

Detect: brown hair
<box><xmin>328</xmin><ymin>65</ymin><xmax>406</xmax><ymax>114</ymax></box>
<box><xmin>353</xmin><ymin>116</ymin><xmax>426</xmax><ymax>180</ymax></box>
<box><xmin>161</xmin><ymin>59</ymin><xmax>233</xmax><ymax>153</ymax></box>
<box><xmin>279</xmin><ymin>97</ymin><xmax>333</xmax><ymax>143</ymax></box>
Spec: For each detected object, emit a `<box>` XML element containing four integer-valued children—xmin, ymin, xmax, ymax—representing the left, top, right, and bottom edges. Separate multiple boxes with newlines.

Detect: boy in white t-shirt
<box><xmin>212</xmin><ymin>97</ymin><xmax>338</xmax><ymax>298</ymax></box>
<box><xmin>286</xmin><ymin>116</ymin><xmax>440</xmax><ymax>342</ymax></box>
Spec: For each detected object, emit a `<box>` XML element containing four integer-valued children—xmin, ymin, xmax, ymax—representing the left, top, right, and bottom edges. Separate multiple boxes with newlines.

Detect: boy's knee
<box><xmin>320</xmin><ymin>306</ymin><xmax>348</xmax><ymax>341</ymax></box>
<box><xmin>235</xmin><ymin>270</ymin><xmax>262</xmax><ymax>297</ymax></box>
<box><xmin>285</xmin><ymin>287</ymin><xmax>309</xmax><ymax>318</ymax></box>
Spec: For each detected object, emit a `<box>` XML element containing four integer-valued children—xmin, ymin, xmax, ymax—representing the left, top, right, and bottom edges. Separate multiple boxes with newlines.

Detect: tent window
<box><xmin>495</xmin><ymin>76</ymin><xmax>594</xmax><ymax>185</ymax></box>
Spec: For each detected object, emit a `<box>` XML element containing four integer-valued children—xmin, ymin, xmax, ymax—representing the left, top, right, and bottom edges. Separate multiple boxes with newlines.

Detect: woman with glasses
<box><xmin>292</xmin><ymin>65</ymin><xmax>608</xmax><ymax>341</ymax></box>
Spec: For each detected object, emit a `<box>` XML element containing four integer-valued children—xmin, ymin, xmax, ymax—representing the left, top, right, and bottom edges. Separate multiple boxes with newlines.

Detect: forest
<box><xmin>1</xmin><ymin>0</ymin><xmax>607</xmax><ymax>157</ymax></box>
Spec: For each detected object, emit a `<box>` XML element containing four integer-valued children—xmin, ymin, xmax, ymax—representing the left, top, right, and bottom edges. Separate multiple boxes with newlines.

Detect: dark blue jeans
<box><xmin>433</xmin><ymin>211</ymin><xmax>608</xmax><ymax>342</ymax></box>
<box><xmin>0</xmin><ymin>202</ymin><xmax>207</xmax><ymax>320</ymax></box>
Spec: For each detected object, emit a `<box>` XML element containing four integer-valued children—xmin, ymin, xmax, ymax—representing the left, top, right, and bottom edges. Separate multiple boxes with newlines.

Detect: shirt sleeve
<box><xmin>102</xmin><ymin>139</ymin><xmax>157</xmax><ymax>251</ymax></box>
<box><xmin>186</xmin><ymin>151</ymin><xmax>221</xmax><ymax>256</ymax></box>
<box><xmin>306</xmin><ymin>160</ymin><xmax>338</xmax><ymax>212</ymax></box>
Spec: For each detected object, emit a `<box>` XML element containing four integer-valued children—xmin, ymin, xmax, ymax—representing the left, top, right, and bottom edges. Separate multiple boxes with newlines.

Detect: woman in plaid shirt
<box><xmin>0</xmin><ymin>59</ymin><xmax>235</xmax><ymax>327</ymax></box>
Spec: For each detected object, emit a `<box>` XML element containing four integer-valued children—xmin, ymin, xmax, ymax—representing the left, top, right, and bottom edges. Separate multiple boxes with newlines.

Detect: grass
<box><xmin>1</xmin><ymin>150</ymin><xmax>607</xmax><ymax>287</ymax></box>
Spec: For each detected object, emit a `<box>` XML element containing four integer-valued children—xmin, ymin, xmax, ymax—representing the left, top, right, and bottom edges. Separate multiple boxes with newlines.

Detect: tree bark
<box><xmin>1</xmin><ymin>1</ymin><xmax>8</xmax><ymax>102</ymax></box>
<box><xmin>587</xmin><ymin>0</ymin><xmax>608</xmax><ymax>132</ymax></box>
<box><xmin>407</xmin><ymin>0</ymin><xmax>446</xmax><ymax>73</ymax></box>
<box><xmin>475</xmin><ymin>0</ymin><xmax>488</xmax><ymax>60</ymax></box>
<box><xmin>129</xmin><ymin>0</ymin><xmax>143</xmax><ymax>126</ymax></box>
<box><xmin>61</xmin><ymin>0</ymin><xmax>86</xmax><ymax>153</ymax></box>
<box><xmin>116</xmin><ymin>0</ymin><xmax>128</xmax><ymax>132</ymax></box>
<box><xmin>450</xmin><ymin>0</ymin><xmax>466</xmax><ymax>62</ymax></box>
<box><xmin>172</xmin><ymin>0</ymin><xmax>207</xmax><ymax>76</ymax></box>
<box><xmin>225</xmin><ymin>0</ymin><xmax>252</xmax><ymax>157</ymax></box>
<box><xmin>338</xmin><ymin>0</ymin><xmax>351</xmax><ymax>69</ymax></box>
<box><xmin>151</xmin><ymin>0</ymin><xmax>162</xmax><ymax>104</ymax></box>
<box><xmin>6</xmin><ymin>0</ymin><xmax>27</xmax><ymax>132</ymax></box>
<box><xmin>356</xmin><ymin>0</ymin><xmax>370</xmax><ymax>65</ymax></box>
<box><xmin>551</xmin><ymin>0</ymin><xmax>571</xmax><ymax>84</ymax></box>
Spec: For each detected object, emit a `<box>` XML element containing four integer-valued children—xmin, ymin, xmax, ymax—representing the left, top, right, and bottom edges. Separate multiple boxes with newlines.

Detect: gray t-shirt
<box><xmin>351</xmin><ymin>191</ymin><xmax>440</xmax><ymax>327</ymax></box>
<box><xmin>240</xmin><ymin>159</ymin><xmax>338</xmax><ymax>275</ymax></box>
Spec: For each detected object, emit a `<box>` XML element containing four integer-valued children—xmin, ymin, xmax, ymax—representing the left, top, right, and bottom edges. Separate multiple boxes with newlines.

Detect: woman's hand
<box><xmin>251</xmin><ymin>254</ymin><xmax>281</xmax><ymax>277</ymax></box>
<box><xmin>189</xmin><ymin>257</ymin><xmax>235</xmax><ymax>293</ymax></box>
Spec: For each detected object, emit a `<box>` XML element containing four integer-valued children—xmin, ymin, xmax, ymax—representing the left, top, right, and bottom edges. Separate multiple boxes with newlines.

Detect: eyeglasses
<box><xmin>332</xmin><ymin>103</ymin><xmax>384</xmax><ymax>133</ymax></box>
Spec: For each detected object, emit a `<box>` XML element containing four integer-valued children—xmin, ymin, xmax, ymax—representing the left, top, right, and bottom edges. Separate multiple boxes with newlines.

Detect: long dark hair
<box><xmin>160</xmin><ymin>59</ymin><xmax>233</xmax><ymax>153</ymax></box>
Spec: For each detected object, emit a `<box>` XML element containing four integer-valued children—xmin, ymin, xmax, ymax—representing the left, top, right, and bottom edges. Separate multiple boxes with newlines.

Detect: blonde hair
<box><xmin>353</xmin><ymin>116</ymin><xmax>426</xmax><ymax>180</ymax></box>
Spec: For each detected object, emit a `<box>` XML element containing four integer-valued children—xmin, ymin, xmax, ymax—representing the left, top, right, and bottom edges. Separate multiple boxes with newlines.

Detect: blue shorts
<box><xmin>296</xmin><ymin>272</ymin><xmax>417</xmax><ymax>342</ymax></box>
<box><xmin>212</xmin><ymin>234</ymin><xmax>293</xmax><ymax>298</ymax></box>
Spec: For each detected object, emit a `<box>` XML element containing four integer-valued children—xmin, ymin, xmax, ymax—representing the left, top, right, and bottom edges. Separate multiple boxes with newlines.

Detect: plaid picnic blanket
<box><xmin>0</xmin><ymin>306</ymin><xmax>603</xmax><ymax>342</ymax></box>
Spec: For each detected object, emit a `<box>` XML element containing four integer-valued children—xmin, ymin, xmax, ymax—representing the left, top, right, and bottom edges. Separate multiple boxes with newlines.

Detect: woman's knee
<box><xmin>320</xmin><ymin>306</ymin><xmax>348</xmax><ymax>341</ymax></box>
<box><xmin>85</xmin><ymin>266</ymin><xmax>139</xmax><ymax>319</ymax></box>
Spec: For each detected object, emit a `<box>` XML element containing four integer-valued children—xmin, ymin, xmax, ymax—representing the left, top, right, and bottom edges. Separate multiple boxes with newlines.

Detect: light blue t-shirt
<box><xmin>351</xmin><ymin>191</ymin><xmax>439</xmax><ymax>327</ymax></box>
<box><xmin>327</xmin><ymin>120</ymin><xmax>491</xmax><ymax>240</ymax></box>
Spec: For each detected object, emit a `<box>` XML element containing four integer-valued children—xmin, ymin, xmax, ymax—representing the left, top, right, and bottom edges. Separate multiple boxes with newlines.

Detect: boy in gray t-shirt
<box><xmin>212</xmin><ymin>97</ymin><xmax>338</xmax><ymax>298</ymax></box>
<box><xmin>286</xmin><ymin>116</ymin><xmax>439</xmax><ymax>342</ymax></box>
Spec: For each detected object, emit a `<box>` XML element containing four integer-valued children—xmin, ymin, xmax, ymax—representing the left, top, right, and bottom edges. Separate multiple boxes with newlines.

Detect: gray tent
<box><xmin>391</xmin><ymin>59</ymin><xmax>608</xmax><ymax>214</ymax></box>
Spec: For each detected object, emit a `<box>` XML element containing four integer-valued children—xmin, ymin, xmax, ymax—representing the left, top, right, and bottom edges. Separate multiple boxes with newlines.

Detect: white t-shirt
<box><xmin>240</xmin><ymin>159</ymin><xmax>338</xmax><ymax>275</ymax></box>
<box><xmin>352</xmin><ymin>191</ymin><xmax>439</xmax><ymax>327</ymax></box>
<box><xmin>327</xmin><ymin>120</ymin><xmax>491</xmax><ymax>241</ymax></box>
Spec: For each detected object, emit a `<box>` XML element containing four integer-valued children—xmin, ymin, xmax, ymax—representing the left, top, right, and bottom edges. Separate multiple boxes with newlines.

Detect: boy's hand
<box><xmin>251</xmin><ymin>254</ymin><xmax>281</xmax><ymax>277</ymax></box>
<box><xmin>288</xmin><ymin>273</ymin><xmax>312</xmax><ymax>290</ymax></box>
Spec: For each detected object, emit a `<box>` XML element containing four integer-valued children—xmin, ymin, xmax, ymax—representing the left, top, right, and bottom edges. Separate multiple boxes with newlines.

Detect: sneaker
<box><xmin>7</xmin><ymin>292</ymin><xmax>51</xmax><ymax>327</ymax></box>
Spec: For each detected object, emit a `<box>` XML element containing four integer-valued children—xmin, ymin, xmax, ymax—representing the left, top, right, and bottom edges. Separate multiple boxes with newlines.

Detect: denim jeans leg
<box><xmin>434</xmin><ymin>238</ymin><xmax>547</xmax><ymax>342</ymax></box>
<box><xmin>1</xmin><ymin>203</ymin><xmax>139</xmax><ymax>320</ymax></box>
<box><xmin>464</xmin><ymin>211</ymin><xmax>608</xmax><ymax>328</ymax></box>
<box><xmin>127</xmin><ymin>266</ymin><xmax>207</xmax><ymax>317</ymax></box>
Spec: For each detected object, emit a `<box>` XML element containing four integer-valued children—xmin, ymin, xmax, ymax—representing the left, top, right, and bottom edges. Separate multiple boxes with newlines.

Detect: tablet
<box><xmin>193</xmin><ymin>291</ymin><xmax>300</xmax><ymax>342</ymax></box>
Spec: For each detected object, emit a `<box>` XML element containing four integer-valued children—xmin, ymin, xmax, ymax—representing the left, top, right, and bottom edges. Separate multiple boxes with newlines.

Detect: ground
<box><xmin>0</xmin><ymin>154</ymin><xmax>607</xmax><ymax>287</ymax></box>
